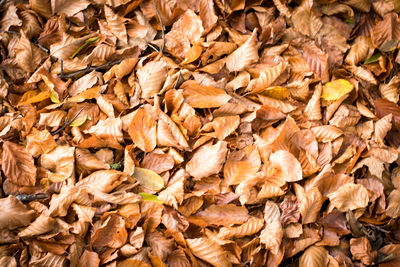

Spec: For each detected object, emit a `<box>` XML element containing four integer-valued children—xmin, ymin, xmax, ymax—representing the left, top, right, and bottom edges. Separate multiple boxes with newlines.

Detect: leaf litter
<box><xmin>0</xmin><ymin>0</ymin><xmax>400</xmax><ymax>266</ymax></box>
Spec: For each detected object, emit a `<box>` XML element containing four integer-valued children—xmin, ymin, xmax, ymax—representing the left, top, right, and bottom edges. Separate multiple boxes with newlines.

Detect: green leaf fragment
<box><xmin>139</xmin><ymin>192</ymin><xmax>163</xmax><ymax>204</ymax></box>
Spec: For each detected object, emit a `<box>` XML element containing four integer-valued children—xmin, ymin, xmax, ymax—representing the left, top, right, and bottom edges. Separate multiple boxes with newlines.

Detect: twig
<box><xmin>152</xmin><ymin>0</ymin><xmax>165</xmax><ymax>53</ymax></box>
<box><xmin>16</xmin><ymin>193</ymin><xmax>47</xmax><ymax>203</ymax></box>
<box><xmin>51</xmin><ymin>107</ymin><xmax>84</xmax><ymax>135</ymax></box>
<box><xmin>0</xmin><ymin>0</ymin><xmax>6</xmax><ymax>8</ymax></box>
<box><xmin>59</xmin><ymin>59</ymin><xmax>122</xmax><ymax>79</ymax></box>
<box><xmin>147</xmin><ymin>42</ymin><xmax>159</xmax><ymax>52</ymax></box>
<box><xmin>60</xmin><ymin>59</ymin><xmax>64</xmax><ymax>77</ymax></box>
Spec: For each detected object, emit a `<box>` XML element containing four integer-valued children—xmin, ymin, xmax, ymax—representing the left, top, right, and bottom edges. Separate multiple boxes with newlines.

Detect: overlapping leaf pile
<box><xmin>0</xmin><ymin>0</ymin><xmax>400</xmax><ymax>266</ymax></box>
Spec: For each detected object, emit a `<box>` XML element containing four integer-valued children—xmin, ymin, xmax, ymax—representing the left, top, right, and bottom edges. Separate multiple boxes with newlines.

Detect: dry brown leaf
<box><xmin>128</xmin><ymin>108</ymin><xmax>157</xmax><ymax>152</ymax></box>
<box><xmin>0</xmin><ymin>196</ymin><xmax>36</xmax><ymax>230</ymax></box>
<box><xmin>226</xmin><ymin>29</ymin><xmax>259</xmax><ymax>72</ymax></box>
<box><xmin>2</xmin><ymin>141</ymin><xmax>37</xmax><ymax>186</ymax></box>
<box><xmin>186</xmin><ymin>141</ymin><xmax>228</xmax><ymax>179</ymax></box>
<box><xmin>196</xmin><ymin>204</ymin><xmax>249</xmax><ymax>226</ymax></box>
<box><xmin>292</xmin><ymin>2</ymin><xmax>323</xmax><ymax>38</ymax></box>
<box><xmin>137</xmin><ymin>60</ymin><xmax>168</xmax><ymax>99</ymax></box>
<box><xmin>182</xmin><ymin>82</ymin><xmax>231</xmax><ymax>108</ymax></box>
<box><xmin>269</xmin><ymin>150</ymin><xmax>302</xmax><ymax>182</ymax></box>
<box><xmin>186</xmin><ymin>237</ymin><xmax>231</xmax><ymax>267</ymax></box>
<box><xmin>260</xmin><ymin>201</ymin><xmax>283</xmax><ymax>255</ymax></box>
<box><xmin>328</xmin><ymin>183</ymin><xmax>369</xmax><ymax>212</ymax></box>
<box><xmin>77</xmin><ymin>170</ymin><xmax>128</xmax><ymax>193</ymax></box>
<box><xmin>199</xmin><ymin>0</ymin><xmax>218</xmax><ymax>34</ymax></box>
<box><xmin>247</xmin><ymin>62</ymin><xmax>288</xmax><ymax>94</ymax></box>
<box><xmin>217</xmin><ymin>216</ymin><xmax>264</xmax><ymax>239</ymax></box>
<box><xmin>350</xmin><ymin>237</ymin><xmax>376</xmax><ymax>265</ymax></box>
<box><xmin>294</xmin><ymin>184</ymin><xmax>323</xmax><ymax>224</ymax></box>
<box><xmin>223</xmin><ymin>145</ymin><xmax>261</xmax><ymax>186</ymax></box>
<box><xmin>299</xmin><ymin>245</ymin><xmax>329</xmax><ymax>267</ymax></box>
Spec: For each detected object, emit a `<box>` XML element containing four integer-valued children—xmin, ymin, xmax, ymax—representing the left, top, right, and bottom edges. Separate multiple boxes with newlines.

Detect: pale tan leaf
<box><xmin>78</xmin><ymin>250</ymin><xmax>100</xmax><ymax>267</ymax></box>
<box><xmin>299</xmin><ymin>245</ymin><xmax>329</xmax><ymax>267</ymax></box>
<box><xmin>26</xmin><ymin>128</ymin><xmax>57</xmax><ymax>157</ymax></box>
<box><xmin>50</xmin><ymin>33</ymin><xmax>97</xmax><ymax>60</ymax></box>
<box><xmin>186</xmin><ymin>141</ymin><xmax>228</xmax><ymax>179</ymax></box>
<box><xmin>311</xmin><ymin>125</ymin><xmax>343</xmax><ymax>143</ymax></box>
<box><xmin>346</xmin><ymin>65</ymin><xmax>377</xmax><ymax>85</ymax></box>
<box><xmin>71</xmin><ymin>204</ymin><xmax>96</xmax><ymax>223</ymax></box>
<box><xmin>304</xmin><ymin>83</ymin><xmax>322</xmax><ymax>121</ymax></box>
<box><xmin>40</xmin><ymin>146</ymin><xmax>75</xmax><ymax>182</ymax></box>
<box><xmin>128</xmin><ymin>108</ymin><xmax>157</xmax><ymax>152</ymax></box>
<box><xmin>345</xmin><ymin>36</ymin><xmax>373</xmax><ymax>65</ymax></box>
<box><xmin>380</xmin><ymin>76</ymin><xmax>400</xmax><ymax>103</ymax></box>
<box><xmin>165</xmin><ymin>30</ymin><xmax>191</xmax><ymax>58</ymax></box>
<box><xmin>0</xmin><ymin>196</ymin><xmax>36</xmax><ymax>230</ymax></box>
<box><xmin>158</xmin><ymin>169</ymin><xmax>186</xmax><ymax>208</ymax></box>
<box><xmin>247</xmin><ymin>62</ymin><xmax>288</xmax><ymax>94</ymax></box>
<box><xmin>171</xmin><ymin>9</ymin><xmax>204</xmax><ymax>43</ymax></box>
<box><xmin>204</xmin><ymin>115</ymin><xmax>240</xmax><ymax>140</ymax></box>
<box><xmin>196</xmin><ymin>204</ymin><xmax>249</xmax><ymax>226</ymax></box>
<box><xmin>18</xmin><ymin>214</ymin><xmax>56</xmax><ymax>237</ymax></box>
<box><xmin>294</xmin><ymin>184</ymin><xmax>323</xmax><ymax>224</ymax></box>
<box><xmin>287</xmin><ymin>78</ymin><xmax>310</xmax><ymax>101</ymax></box>
<box><xmin>269</xmin><ymin>150</ymin><xmax>302</xmax><ymax>182</ymax></box>
<box><xmin>217</xmin><ymin>217</ymin><xmax>264</xmax><ymax>239</ymax></box>
<box><xmin>186</xmin><ymin>237</ymin><xmax>231</xmax><ymax>267</ymax></box>
<box><xmin>77</xmin><ymin>170</ymin><xmax>128</xmax><ymax>193</ymax></box>
<box><xmin>374</xmin><ymin>114</ymin><xmax>392</xmax><ymax>146</ymax></box>
<box><xmin>257</xmin><ymin>95</ymin><xmax>296</xmax><ymax>113</ymax></box>
<box><xmin>303</xmin><ymin>42</ymin><xmax>329</xmax><ymax>83</ymax></box>
<box><xmin>39</xmin><ymin>110</ymin><xmax>67</xmax><ymax>128</ymax></box>
<box><xmin>356</xmin><ymin>101</ymin><xmax>376</xmax><ymax>119</ymax></box>
<box><xmin>2</xmin><ymin>141</ymin><xmax>37</xmax><ymax>186</ymax></box>
<box><xmin>137</xmin><ymin>60</ymin><xmax>168</xmax><ymax>99</ymax></box>
<box><xmin>329</xmin><ymin>104</ymin><xmax>361</xmax><ymax>128</ymax></box>
<box><xmin>76</xmin><ymin>148</ymin><xmax>110</xmax><ymax>174</ymax></box>
<box><xmin>226</xmin><ymin>29</ymin><xmax>259</xmax><ymax>72</ymax></box>
<box><xmin>292</xmin><ymin>3</ymin><xmax>323</xmax><ymax>38</ymax></box>
<box><xmin>328</xmin><ymin>183</ymin><xmax>369</xmax><ymax>212</ymax></box>
<box><xmin>69</xmin><ymin>71</ymin><xmax>98</xmax><ymax>97</ymax></box>
<box><xmin>386</xmin><ymin>189</ymin><xmax>400</xmax><ymax>218</ymax></box>
<box><xmin>226</xmin><ymin>71</ymin><xmax>250</xmax><ymax>91</ymax></box>
<box><xmin>47</xmin><ymin>185</ymin><xmax>91</xmax><ymax>216</ymax></box>
<box><xmin>0</xmin><ymin>5</ymin><xmax>22</xmax><ymax>32</ymax></box>
<box><xmin>260</xmin><ymin>201</ymin><xmax>283</xmax><ymax>254</ymax></box>
<box><xmin>199</xmin><ymin>0</ymin><xmax>218</xmax><ymax>34</ymax></box>
<box><xmin>104</xmin><ymin>5</ymin><xmax>127</xmax><ymax>45</ymax></box>
<box><xmin>182</xmin><ymin>82</ymin><xmax>231</xmax><ymax>108</ymax></box>
<box><xmin>224</xmin><ymin>145</ymin><xmax>261</xmax><ymax>186</ymax></box>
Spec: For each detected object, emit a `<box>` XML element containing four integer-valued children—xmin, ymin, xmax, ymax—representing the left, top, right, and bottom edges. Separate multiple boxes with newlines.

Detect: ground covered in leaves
<box><xmin>0</xmin><ymin>0</ymin><xmax>400</xmax><ymax>266</ymax></box>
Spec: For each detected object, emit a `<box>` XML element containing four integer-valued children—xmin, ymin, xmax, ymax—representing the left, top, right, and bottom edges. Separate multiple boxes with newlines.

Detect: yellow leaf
<box><xmin>133</xmin><ymin>167</ymin><xmax>164</xmax><ymax>191</ymax></box>
<box><xmin>181</xmin><ymin>43</ymin><xmax>203</xmax><ymax>65</ymax></box>
<box><xmin>50</xmin><ymin>90</ymin><xmax>60</xmax><ymax>103</ymax></box>
<box><xmin>261</xmin><ymin>86</ymin><xmax>289</xmax><ymax>100</ymax></box>
<box><xmin>321</xmin><ymin>79</ymin><xmax>353</xmax><ymax>101</ymax></box>
<box><xmin>70</xmin><ymin>114</ymin><xmax>89</xmax><ymax>127</ymax></box>
<box><xmin>18</xmin><ymin>90</ymin><xmax>50</xmax><ymax>106</ymax></box>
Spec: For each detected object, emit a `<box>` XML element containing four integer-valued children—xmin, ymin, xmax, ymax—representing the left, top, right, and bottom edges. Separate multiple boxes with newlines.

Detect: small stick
<box><xmin>60</xmin><ymin>59</ymin><xmax>123</xmax><ymax>79</ymax></box>
<box><xmin>16</xmin><ymin>193</ymin><xmax>47</xmax><ymax>203</ymax></box>
<box><xmin>51</xmin><ymin>107</ymin><xmax>84</xmax><ymax>135</ymax></box>
<box><xmin>152</xmin><ymin>0</ymin><xmax>165</xmax><ymax>53</ymax></box>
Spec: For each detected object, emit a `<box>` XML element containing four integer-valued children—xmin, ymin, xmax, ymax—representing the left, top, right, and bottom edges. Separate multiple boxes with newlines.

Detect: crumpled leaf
<box><xmin>226</xmin><ymin>29</ymin><xmax>259</xmax><ymax>72</ymax></box>
<box><xmin>269</xmin><ymin>150</ymin><xmax>303</xmax><ymax>182</ymax></box>
<box><xmin>196</xmin><ymin>204</ymin><xmax>249</xmax><ymax>226</ymax></box>
<box><xmin>186</xmin><ymin>237</ymin><xmax>231</xmax><ymax>267</ymax></box>
<box><xmin>186</xmin><ymin>141</ymin><xmax>228</xmax><ymax>179</ymax></box>
<box><xmin>0</xmin><ymin>196</ymin><xmax>36</xmax><ymax>230</ymax></box>
<box><xmin>328</xmin><ymin>183</ymin><xmax>369</xmax><ymax>212</ymax></box>
<box><xmin>2</xmin><ymin>141</ymin><xmax>37</xmax><ymax>186</ymax></box>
